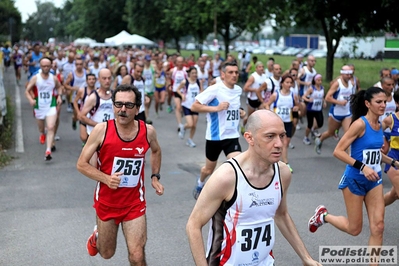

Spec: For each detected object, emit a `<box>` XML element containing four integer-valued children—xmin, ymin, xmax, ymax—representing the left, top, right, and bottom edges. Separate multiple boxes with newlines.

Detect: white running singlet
<box><xmin>86</xmin><ymin>95</ymin><xmax>114</xmax><ymax>135</ymax></box>
<box><xmin>182</xmin><ymin>79</ymin><xmax>200</xmax><ymax>110</ymax></box>
<box><xmin>332</xmin><ymin>78</ymin><xmax>354</xmax><ymax>116</ymax></box>
<box><xmin>195</xmin><ymin>81</ymin><xmax>242</xmax><ymax>140</ymax></box>
<box><xmin>248</xmin><ymin>72</ymin><xmax>267</xmax><ymax>100</ymax></box>
<box><xmin>206</xmin><ymin>158</ymin><xmax>281</xmax><ymax>266</ymax></box>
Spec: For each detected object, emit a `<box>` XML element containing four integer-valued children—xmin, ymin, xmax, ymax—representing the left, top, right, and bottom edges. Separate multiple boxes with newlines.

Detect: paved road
<box><xmin>0</xmin><ymin>70</ymin><xmax>398</xmax><ymax>266</ymax></box>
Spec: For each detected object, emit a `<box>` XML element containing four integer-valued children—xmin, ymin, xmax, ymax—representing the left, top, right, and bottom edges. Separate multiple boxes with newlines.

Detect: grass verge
<box><xmin>0</xmin><ymin>96</ymin><xmax>15</xmax><ymax>168</ymax></box>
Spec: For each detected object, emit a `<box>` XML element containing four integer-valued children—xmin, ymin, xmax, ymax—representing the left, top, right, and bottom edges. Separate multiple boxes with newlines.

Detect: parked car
<box><xmin>312</xmin><ymin>49</ymin><xmax>327</xmax><ymax>58</ymax></box>
<box><xmin>282</xmin><ymin>47</ymin><xmax>303</xmax><ymax>56</ymax></box>
<box><xmin>185</xmin><ymin>43</ymin><xmax>196</xmax><ymax>50</ymax></box>
<box><xmin>252</xmin><ymin>46</ymin><xmax>267</xmax><ymax>54</ymax></box>
<box><xmin>299</xmin><ymin>48</ymin><xmax>314</xmax><ymax>57</ymax></box>
<box><xmin>265</xmin><ymin>46</ymin><xmax>286</xmax><ymax>55</ymax></box>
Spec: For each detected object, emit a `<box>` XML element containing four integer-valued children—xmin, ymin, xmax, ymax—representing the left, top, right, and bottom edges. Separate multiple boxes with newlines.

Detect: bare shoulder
<box><xmin>204</xmin><ymin>161</ymin><xmax>237</xmax><ymax>201</ymax></box>
<box><xmin>277</xmin><ymin>161</ymin><xmax>292</xmax><ymax>191</ymax></box>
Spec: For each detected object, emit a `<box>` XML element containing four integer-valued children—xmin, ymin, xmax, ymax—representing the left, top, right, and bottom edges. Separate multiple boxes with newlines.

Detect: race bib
<box><xmin>156</xmin><ymin>76</ymin><xmax>165</xmax><ymax>86</ymax></box>
<box><xmin>235</xmin><ymin>218</ymin><xmax>274</xmax><ymax>264</ymax></box>
<box><xmin>275</xmin><ymin>106</ymin><xmax>291</xmax><ymax>122</ymax></box>
<box><xmin>112</xmin><ymin>157</ymin><xmax>144</xmax><ymax>187</ymax></box>
<box><xmin>311</xmin><ymin>98</ymin><xmax>323</xmax><ymax>111</ymax></box>
<box><xmin>226</xmin><ymin>109</ymin><xmax>240</xmax><ymax>130</ymax></box>
<box><xmin>361</xmin><ymin>149</ymin><xmax>382</xmax><ymax>174</ymax></box>
<box><xmin>38</xmin><ymin>91</ymin><xmax>51</xmax><ymax>106</ymax></box>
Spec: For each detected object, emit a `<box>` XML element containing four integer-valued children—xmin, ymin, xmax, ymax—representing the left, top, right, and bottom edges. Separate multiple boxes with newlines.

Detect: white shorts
<box><xmin>34</xmin><ymin>106</ymin><xmax>57</xmax><ymax>120</ymax></box>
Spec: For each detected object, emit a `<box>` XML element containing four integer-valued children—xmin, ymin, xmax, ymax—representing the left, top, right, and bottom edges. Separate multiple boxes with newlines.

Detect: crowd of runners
<box><xmin>3</xmin><ymin>40</ymin><xmax>399</xmax><ymax>265</ymax></box>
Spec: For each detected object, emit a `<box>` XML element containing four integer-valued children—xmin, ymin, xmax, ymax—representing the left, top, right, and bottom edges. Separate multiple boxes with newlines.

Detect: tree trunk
<box><xmin>174</xmin><ymin>37</ymin><xmax>180</xmax><ymax>53</ymax></box>
<box><xmin>221</xmin><ymin>24</ymin><xmax>231</xmax><ymax>58</ymax></box>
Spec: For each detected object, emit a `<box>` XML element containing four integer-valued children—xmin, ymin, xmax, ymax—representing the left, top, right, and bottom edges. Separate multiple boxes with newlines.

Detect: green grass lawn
<box><xmin>167</xmin><ymin>49</ymin><xmax>399</xmax><ymax>89</ymax></box>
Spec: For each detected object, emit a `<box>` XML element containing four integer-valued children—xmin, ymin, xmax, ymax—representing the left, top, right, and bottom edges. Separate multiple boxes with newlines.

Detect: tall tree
<box><xmin>22</xmin><ymin>1</ymin><xmax>58</xmax><ymax>42</ymax></box>
<box><xmin>215</xmin><ymin>0</ymin><xmax>272</xmax><ymax>56</ymax></box>
<box><xmin>164</xmin><ymin>0</ymin><xmax>213</xmax><ymax>56</ymax></box>
<box><xmin>78</xmin><ymin>0</ymin><xmax>127</xmax><ymax>42</ymax></box>
<box><xmin>272</xmin><ymin>0</ymin><xmax>399</xmax><ymax>81</ymax></box>
<box><xmin>0</xmin><ymin>0</ymin><xmax>22</xmax><ymax>44</ymax></box>
<box><xmin>125</xmin><ymin>0</ymin><xmax>183</xmax><ymax>51</ymax></box>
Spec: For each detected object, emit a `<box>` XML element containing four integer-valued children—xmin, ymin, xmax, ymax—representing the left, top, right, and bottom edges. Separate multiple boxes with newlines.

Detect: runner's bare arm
<box><xmin>147</xmin><ymin>124</ymin><xmax>164</xmax><ymax>195</ymax></box>
<box><xmin>274</xmin><ymin>162</ymin><xmax>321</xmax><ymax>266</ymax></box>
<box><xmin>186</xmin><ymin>163</ymin><xmax>235</xmax><ymax>266</ymax></box>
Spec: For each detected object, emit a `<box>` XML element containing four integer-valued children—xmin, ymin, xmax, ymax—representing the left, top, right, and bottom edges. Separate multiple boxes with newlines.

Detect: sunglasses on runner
<box><xmin>114</xmin><ymin>101</ymin><xmax>137</xmax><ymax>109</ymax></box>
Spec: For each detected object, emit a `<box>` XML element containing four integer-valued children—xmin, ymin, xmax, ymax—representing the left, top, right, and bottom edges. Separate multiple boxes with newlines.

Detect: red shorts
<box><xmin>94</xmin><ymin>201</ymin><xmax>146</xmax><ymax>225</ymax></box>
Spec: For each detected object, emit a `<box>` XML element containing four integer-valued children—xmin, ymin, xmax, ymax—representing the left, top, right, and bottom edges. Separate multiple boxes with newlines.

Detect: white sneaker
<box><xmin>178</xmin><ymin>124</ymin><xmax>185</xmax><ymax>139</ymax></box>
<box><xmin>288</xmin><ymin>142</ymin><xmax>295</xmax><ymax>149</ymax></box>
<box><xmin>67</xmin><ymin>104</ymin><xmax>73</xmax><ymax>113</ymax></box>
<box><xmin>296</xmin><ymin>124</ymin><xmax>301</xmax><ymax>130</ymax></box>
<box><xmin>303</xmin><ymin>137</ymin><xmax>311</xmax><ymax>145</ymax></box>
<box><xmin>54</xmin><ymin>135</ymin><xmax>60</xmax><ymax>141</ymax></box>
<box><xmin>186</xmin><ymin>138</ymin><xmax>196</xmax><ymax>148</ymax></box>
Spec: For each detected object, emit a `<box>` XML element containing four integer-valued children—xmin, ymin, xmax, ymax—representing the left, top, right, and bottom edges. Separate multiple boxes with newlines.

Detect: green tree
<box><xmin>215</xmin><ymin>0</ymin><xmax>272</xmax><ymax>56</ymax></box>
<box><xmin>22</xmin><ymin>1</ymin><xmax>59</xmax><ymax>42</ymax></box>
<box><xmin>272</xmin><ymin>0</ymin><xmax>399</xmax><ymax>81</ymax></box>
<box><xmin>125</xmin><ymin>0</ymin><xmax>183</xmax><ymax>51</ymax></box>
<box><xmin>0</xmin><ymin>0</ymin><xmax>22</xmax><ymax>44</ymax></box>
<box><xmin>164</xmin><ymin>0</ymin><xmax>213</xmax><ymax>56</ymax></box>
<box><xmin>77</xmin><ymin>0</ymin><xmax>127</xmax><ymax>42</ymax></box>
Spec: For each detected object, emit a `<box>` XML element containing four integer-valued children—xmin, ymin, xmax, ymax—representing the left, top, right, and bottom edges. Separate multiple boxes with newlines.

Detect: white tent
<box><xmin>104</xmin><ymin>30</ymin><xmax>132</xmax><ymax>46</ymax></box>
<box><xmin>73</xmin><ymin>37</ymin><xmax>96</xmax><ymax>45</ymax></box>
<box><xmin>120</xmin><ymin>34</ymin><xmax>156</xmax><ymax>46</ymax></box>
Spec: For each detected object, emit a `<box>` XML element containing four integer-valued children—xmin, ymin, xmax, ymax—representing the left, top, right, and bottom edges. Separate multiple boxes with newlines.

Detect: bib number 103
<box><xmin>240</xmin><ymin>224</ymin><xmax>272</xmax><ymax>251</ymax></box>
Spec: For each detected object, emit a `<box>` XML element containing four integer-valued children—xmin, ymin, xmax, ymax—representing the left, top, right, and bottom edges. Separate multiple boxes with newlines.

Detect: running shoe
<box><xmin>40</xmin><ymin>134</ymin><xmax>46</xmax><ymax>145</ymax></box>
<box><xmin>296</xmin><ymin>124</ymin><xmax>301</xmax><ymax>130</ymax></box>
<box><xmin>67</xmin><ymin>104</ymin><xmax>73</xmax><ymax>113</ymax></box>
<box><xmin>146</xmin><ymin>119</ymin><xmax>153</xmax><ymax>125</ymax></box>
<box><xmin>288</xmin><ymin>142</ymin><xmax>295</xmax><ymax>149</ymax></box>
<box><xmin>303</xmin><ymin>137</ymin><xmax>311</xmax><ymax>145</ymax></box>
<box><xmin>308</xmin><ymin>205</ymin><xmax>328</xmax><ymax>233</ymax></box>
<box><xmin>286</xmin><ymin>163</ymin><xmax>293</xmax><ymax>173</ymax></box>
<box><xmin>314</xmin><ymin>137</ymin><xmax>322</xmax><ymax>154</ymax></box>
<box><xmin>86</xmin><ymin>225</ymin><xmax>98</xmax><ymax>256</ymax></box>
<box><xmin>44</xmin><ymin>151</ymin><xmax>52</xmax><ymax>161</ymax></box>
<box><xmin>54</xmin><ymin>135</ymin><xmax>60</xmax><ymax>141</ymax></box>
<box><xmin>193</xmin><ymin>178</ymin><xmax>203</xmax><ymax>200</ymax></box>
<box><xmin>167</xmin><ymin>106</ymin><xmax>173</xmax><ymax>113</ymax></box>
<box><xmin>51</xmin><ymin>145</ymin><xmax>56</xmax><ymax>152</ymax></box>
<box><xmin>333</xmin><ymin>129</ymin><xmax>340</xmax><ymax>141</ymax></box>
<box><xmin>178</xmin><ymin>124</ymin><xmax>185</xmax><ymax>139</ymax></box>
<box><xmin>186</xmin><ymin>138</ymin><xmax>196</xmax><ymax>148</ymax></box>
<box><xmin>312</xmin><ymin>129</ymin><xmax>321</xmax><ymax>138</ymax></box>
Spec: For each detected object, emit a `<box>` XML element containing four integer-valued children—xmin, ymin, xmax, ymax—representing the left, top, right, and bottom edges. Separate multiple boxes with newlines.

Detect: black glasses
<box><xmin>114</xmin><ymin>101</ymin><xmax>137</xmax><ymax>109</ymax></box>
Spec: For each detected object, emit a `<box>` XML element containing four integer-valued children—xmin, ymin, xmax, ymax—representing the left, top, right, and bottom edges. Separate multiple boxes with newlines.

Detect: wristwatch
<box><xmin>151</xmin><ymin>173</ymin><xmax>161</xmax><ymax>180</ymax></box>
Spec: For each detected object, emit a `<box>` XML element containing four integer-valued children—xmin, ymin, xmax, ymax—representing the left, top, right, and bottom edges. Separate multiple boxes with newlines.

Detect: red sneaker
<box><xmin>308</xmin><ymin>205</ymin><xmax>327</xmax><ymax>233</ymax></box>
<box><xmin>40</xmin><ymin>134</ymin><xmax>46</xmax><ymax>145</ymax></box>
<box><xmin>86</xmin><ymin>226</ymin><xmax>98</xmax><ymax>256</ymax></box>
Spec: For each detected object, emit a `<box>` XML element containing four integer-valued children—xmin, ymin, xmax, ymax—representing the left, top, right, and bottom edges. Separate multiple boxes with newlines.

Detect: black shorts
<box><xmin>135</xmin><ymin>111</ymin><xmax>146</xmax><ymax>122</ymax></box>
<box><xmin>183</xmin><ymin>106</ymin><xmax>198</xmax><ymax>116</ymax></box>
<box><xmin>247</xmin><ymin>98</ymin><xmax>261</xmax><ymax>109</ymax></box>
<box><xmin>284</xmin><ymin>122</ymin><xmax>293</xmax><ymax>138</ymax></box>
<box><xmin>205</xmin><ymin>138</ymin><xmax>241</xmax><ymax>162</ymax></box>
<box><xmin>173</xmin><ymin>92</ymin><xmax>182</xmax><ymax>100</ymax></box>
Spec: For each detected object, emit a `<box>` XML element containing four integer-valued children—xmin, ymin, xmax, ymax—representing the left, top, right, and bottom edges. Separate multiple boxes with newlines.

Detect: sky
<box><xmin>15</xmin><ymin>0</ymin><xmax>65</xmax><ymax>22</ymax></box>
